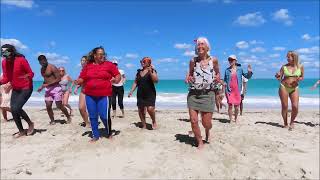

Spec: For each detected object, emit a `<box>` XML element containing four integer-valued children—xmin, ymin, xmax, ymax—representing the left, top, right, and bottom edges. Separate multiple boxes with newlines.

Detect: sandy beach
<box><xmin>1</xmin><ymin>107</ymin><xmax>319</xmax><ymax>179</ymax></box>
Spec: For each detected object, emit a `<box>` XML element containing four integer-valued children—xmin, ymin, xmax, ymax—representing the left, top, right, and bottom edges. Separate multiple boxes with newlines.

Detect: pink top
<box><xmin>226</xmin><ymin>73</ymin><xmax>241</xmax><ymax>105</ymax></box>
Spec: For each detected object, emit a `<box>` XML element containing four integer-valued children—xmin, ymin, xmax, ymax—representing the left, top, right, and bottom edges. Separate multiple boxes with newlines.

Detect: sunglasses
<box><xmin>228</xmin><ymin>58</ymin><xmax>236</xmax><ymax>62</ymax></box>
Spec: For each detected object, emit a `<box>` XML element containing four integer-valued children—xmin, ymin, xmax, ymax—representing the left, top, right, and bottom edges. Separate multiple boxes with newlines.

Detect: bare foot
<box><xmin>197</xmin><ymin>141</ymin><xmax>204</xmax><ymax>150</ymax></box>
<box><xmin>13</xmin><ymin>131</ymin><xmax>26</xmax><ymax>138</ymax></box>
<box><xmin>85</xmin><ymin>123</ymin><xmax>91</xmax><ymax>128</ymax></box>
<box><xmin>27</xmin><ymin>122</ymin><xmax>35</xmax><ymax>135</ymax></box>
<box><xmin>283</xmin><ymin>125</ymin><xmax>289</xmax><ymax>129</ymax></box>
<box><xmin>49</xmin><ymin>121</ymin><xmax>56</xmax><ymax>125</ymax></box>
<box><xmin>188</xmin><ymin>131</ymin><xmax>194</xmax><ymax>136</ymax></box>
<box><xmin>289</xmin><ymin>123</ymin><xmax>294</xmax><ymax>131</ymax></box>
<box><xmin>89</xmin><ymin>138</ymin><xmax>99</xmax><ymax>143</ymax></box>
<box><xmin>152</xmin><ymin>123</ymin><xmax>158</xmax><ymax>130</ymax></box>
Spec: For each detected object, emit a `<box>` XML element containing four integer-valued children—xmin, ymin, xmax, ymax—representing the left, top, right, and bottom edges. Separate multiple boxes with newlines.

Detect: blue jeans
<box><xmin>85</xmin><ymin>95</ymin><xmax>109</xmax><ymax>139</ymax></box>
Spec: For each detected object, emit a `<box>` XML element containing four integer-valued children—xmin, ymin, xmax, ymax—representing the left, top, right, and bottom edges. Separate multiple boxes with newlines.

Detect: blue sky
<box><xmin>1</xmin><ymin>0</ymin><xmax>319</xmax><ymax>80</ymax></box>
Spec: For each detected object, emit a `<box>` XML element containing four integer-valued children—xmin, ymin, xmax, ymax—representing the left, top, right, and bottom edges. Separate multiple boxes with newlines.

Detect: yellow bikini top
<box><xmin>283</xmin><ymin>66</ymin><xmax>301</xmax><ymax>77</ymax></box>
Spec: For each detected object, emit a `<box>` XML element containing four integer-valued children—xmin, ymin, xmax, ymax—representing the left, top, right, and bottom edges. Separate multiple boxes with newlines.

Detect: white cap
<box><xmin>112</xmin><ymin>60</ymin><xmax>118</xmax><ymax>64</ymax></box>
<box><xmin>228</xmin><ymin>54</ymin><xmax>237</xmax><ymax>60</ymax></box>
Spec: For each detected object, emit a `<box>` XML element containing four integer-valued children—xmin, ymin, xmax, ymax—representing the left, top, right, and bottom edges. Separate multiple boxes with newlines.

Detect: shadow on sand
<box><xmin>82</xmin><ymin>128</ymin><xmax>121</xmax><ymax>138</ymax></box>
<box><xmin>132</xmin><ymin>122</ymin><xmax>153</xmax><ymax>130</ymax></box>
<box><xmin>213</xmin><ymin>118</ymin><xmax>230</xmax><ymax>123</ymax></box>
<box><xmin>174</xmin><ymin>134</ymin><xmax>197</xmax><ymax>147</ymax></box>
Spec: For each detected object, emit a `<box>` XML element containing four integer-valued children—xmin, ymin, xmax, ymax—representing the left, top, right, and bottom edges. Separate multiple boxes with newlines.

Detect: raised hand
<box><xmin>247</xmin><ymin>64</ymin><xmax>252</xmax><ymax>72</ymax></box>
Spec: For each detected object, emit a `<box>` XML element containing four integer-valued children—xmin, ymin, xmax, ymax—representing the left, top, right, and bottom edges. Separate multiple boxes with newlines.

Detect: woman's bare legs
<box><xmin>147</xmin><ymin>106</ymin><xmax>157</xmax><ymax>129</ymax></box>
<box><xmin>63</xmin><ymin>91</ymin><xmax>72</xmax><ymax>116</ymax></box>
<box><xmin>279</xmin><ymin>86</ymin><xmax>289</xmax><ymax>128</ymax></box>
<box><xmin>79</xmin><ymin>92</ymin><xmax>90</xmax><ymax>127</ymax></box>
<box><xmin>228</xmin><ymin>104</ymin><xmax>233</xmax><ymax>122</ymax></box>
<box><xmin>138</xmin><ymin>107</ymin><xmax>147</xmax><ymax>129</ymax></box>
<box><xmin>234</xmin><ymin>105</ymin><xmax>239</xmax><ymax>122</ymax></box>
<box><xmin>189</xmin><ymin>109</ymin><xmax>203</xmax><ymax>149</ymax></box>
<box><xmin>289</xmin><ymin>89</ymin><xmax>299</xmax><ymax>130</ymax></box>
<box><xmin>201</xmin><ymin>112</ymin><xmax>213</xmax><ymax>142</ymax></box>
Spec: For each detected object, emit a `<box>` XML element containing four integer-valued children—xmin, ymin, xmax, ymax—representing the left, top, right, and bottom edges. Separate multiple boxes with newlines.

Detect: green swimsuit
<box><xmin>280</xmin><ymin>66</ymin><xmax>301</xmax><ymax>93</ymax></box>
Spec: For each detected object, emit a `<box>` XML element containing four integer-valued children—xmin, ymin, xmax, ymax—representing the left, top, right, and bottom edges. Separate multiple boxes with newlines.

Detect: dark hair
<box><xmin>88</xmin><ymin>46</ymin><xmax>106</xmax><ymax>62</ymax></box>
<box><xmin>38</xmin><ymin>55</ymin><xmax>47</xmax><ymax>61</ymax></box>
<box><xmin>1</xmin><ymin>44</ymin><xmax>25</xmax><ymax>58</ymax></box>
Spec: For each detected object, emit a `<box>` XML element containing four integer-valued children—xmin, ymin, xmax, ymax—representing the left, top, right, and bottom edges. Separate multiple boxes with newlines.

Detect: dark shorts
<box><xmin>241</xmin><ymin>94</ymin><xmax>244</xmax><ymax>100</ymax></box>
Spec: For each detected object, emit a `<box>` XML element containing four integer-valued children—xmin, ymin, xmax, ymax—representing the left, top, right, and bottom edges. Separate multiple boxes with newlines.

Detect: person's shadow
<box><xmin>177</xmin><ymin>118</ymin><xmax>190</xmax><ymax>122</ymax></box>
<box><xmin>213</xmin><ymin>118</ymin><xmax>230</xmax><ymax>123</ymax></box>
<box><xmin>82</xmin><ymin>128</ymin><xmax>121</xmax><ymax>138</ymax></box>
<box><xmin>293</xmin><ymin>120</ymin><xmax>319</xmax><ymax>127</ymax></box>
<box><xmin>12</xmin><ymin>129</ymin><xmax>47</xmax><ymax>136</ymax></box>
<box><xmin>255</xmin><ymin>121</ymin><xmax>284</xmax><ymax>128</ymax></box>
<box><xmin>54</xmin><ymin>119</ymin><xmax>67</xmax><ymax>124</ymax></box>
<box><xmin>174</xmin><ymin>134</ymin><xmax>196</xmax><ymax>147</ymax></box>
<box><xmin>132</xmin><ymin>122</ymin><xmax>153</xmax><ymax>130</ymax></box>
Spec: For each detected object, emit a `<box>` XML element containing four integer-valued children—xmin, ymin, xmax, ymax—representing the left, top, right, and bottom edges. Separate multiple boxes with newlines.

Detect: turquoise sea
<box><xmin>28</xmin><ymin>79</ymin><xmax>319</xmax><ymax>109</ymax></box>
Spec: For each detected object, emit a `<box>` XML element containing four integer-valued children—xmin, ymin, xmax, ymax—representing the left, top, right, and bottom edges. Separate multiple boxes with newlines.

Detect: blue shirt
<box><xmin>224</xmin><ymin>64</ymin><xmax>253</xmax><ymax>94</ymax></box>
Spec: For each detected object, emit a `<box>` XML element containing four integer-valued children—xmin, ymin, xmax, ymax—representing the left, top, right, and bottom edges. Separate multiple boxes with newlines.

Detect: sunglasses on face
<box><xmin>1</xmin><ymin>49</ymin><xmax>11</xmax><ymax>57</ymax></box>
<box><xmin>228</xmin><ymin>58</ymin><xmax>236</xmax><ymax>62</ymax></box>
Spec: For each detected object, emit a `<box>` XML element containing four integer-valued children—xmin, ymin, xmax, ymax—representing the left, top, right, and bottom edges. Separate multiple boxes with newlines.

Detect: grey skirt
<box><xmin>187</xmin><ymin>90</ymin><xmax>215</xmax><ymax>112</ymax></box>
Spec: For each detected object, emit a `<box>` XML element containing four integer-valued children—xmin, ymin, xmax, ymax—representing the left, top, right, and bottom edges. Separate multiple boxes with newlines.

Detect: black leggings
<box><xmin>111</xmin><ymin>86</ymin><xmax>124</xmax><ymax>110</ymax></box>
<box><xmin>10</xmin><ymin>89</ymin><xmax>33</xmax><ymax>133</ymax></box>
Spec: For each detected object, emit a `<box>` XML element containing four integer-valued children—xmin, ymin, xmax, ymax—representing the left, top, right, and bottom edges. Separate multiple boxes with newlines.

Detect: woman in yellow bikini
<box><xmin>275</xmin><ymin>51</ymin><xmax>304</xmax><ymax>130</ymax></box>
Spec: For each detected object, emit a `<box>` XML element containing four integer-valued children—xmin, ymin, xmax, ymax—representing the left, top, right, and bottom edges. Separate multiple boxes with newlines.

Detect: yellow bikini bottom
<box><xmin>280</xmin><ymin>83</ymin><xmax>298</xmax><ymax>94</ymax></box>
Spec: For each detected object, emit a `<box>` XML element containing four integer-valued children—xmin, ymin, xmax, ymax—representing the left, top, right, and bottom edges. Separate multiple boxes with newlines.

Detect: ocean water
<box><xmin>27</xmin><ymin>79</ymin><xmax>319</xmax><ymax>109</ymax></box>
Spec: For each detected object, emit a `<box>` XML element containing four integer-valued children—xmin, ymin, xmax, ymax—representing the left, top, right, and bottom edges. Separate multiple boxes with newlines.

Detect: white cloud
<box><xmin>0</xmin><ymin>38</ymin><xmax>28</xmax><ymax>50</ymax></box>
<box><xmin>273</xmin><ymin>46</ymin><xmax>286</xmax><ymax>51</ymax></box>
<box><xmin>269</xmin><ymin>53</ymin><xmax>280</xmax><ymax>58</ymax></box>
<box><xmin>239</xmin><ymin>55</ymin><xmax>263</xmax><ymax>65</ymax></box>
<box><xmin>272</xmin><ymin>9</ymin><xmax>293</xmax><ymax>26</ymax></box>
<box><xmin>301</xmin><ymin>34</ymin><xmax>320</xmax><ymax>41</ymax></box>
<box><xmin>125</xmin><ymin>53</ymin><xmax>139</xmax><ymax>59</ymax></box>
<box><xmin>1</xmin><ymin>0</ymin><xmax>34</xmax><ymax>8</ymax></box>
<box><xmin>125</xmin><ymin>63</ymin><xmax>135</xmax><ymax>68</ymax></box>
<box><xmin>250</xmin><ymin>47</ymin><xmax>266</xmax><ymax>53</ymax></box>
<box><xmin>236</xmin><ymin>41</ymin><xmax>249</xmax><ymax>49</ymax></box>
<box><xmin>157</xmin><ymin>58</ymin><xmax>179</xmax><ymax>63</ymax></box>
<box><xmin>296</xmin><ymin>46</ymin><xmax>319</xmax><ymax>54</ymax></box>
<box><xmin>37</xmin><ymin>52</ymin><xmax>69</xmax><ymax>65</ymax></box>
<box><xmin>301</xmin><ymin>34</ymin><xmax>311</xmax><ymax>41</ymax></box>
<box><xmin>249</xmin><ymin>40</ymin><xmax>264</xmax><ymax>45</ymax></box>
<box><xmin>174</xmin><ymin>43</ymin><xmax>192</xmax><ymax>49</ymax></box>
<box><xmin>234</xmin><ymin>12</ymin><xmax>266</xmax><ymax>26</ymax></box>
<box><xmin>109</xmin><ymin>56</ymin><xmax>122</xmax><ymax>60</ymax></box>
<box><xmin>238</xmin><ymin>52</ymin><xmax>247</xmax><ymax>56</ymax></box>
<box><xmin>183</xmin><ymin>50</ymin><xmax>195</xmax><ymax>57</ymax></box>
<box><xmin>299</xmin><ymin>54</ymin><xmax>315</xmax><ymax>61</ymax></box>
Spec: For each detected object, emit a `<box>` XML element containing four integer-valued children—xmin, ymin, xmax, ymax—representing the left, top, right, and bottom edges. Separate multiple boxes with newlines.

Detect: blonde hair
<box><xmin>287</xmin><ymin>51</ymin><xmax>301</xmax><ymax>68</ymax></box>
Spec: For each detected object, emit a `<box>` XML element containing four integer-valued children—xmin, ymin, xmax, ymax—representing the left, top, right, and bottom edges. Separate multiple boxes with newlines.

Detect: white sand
<box><xmin>1</xmin><ymin>108</ymin><xmax>319</xmax><ymax>179</ymax></box>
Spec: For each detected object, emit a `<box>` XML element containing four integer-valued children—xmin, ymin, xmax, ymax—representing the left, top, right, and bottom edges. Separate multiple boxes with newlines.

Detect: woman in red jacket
<box><xmin>0</xmin><ymin>44</ymin><xmax>35</xmax><ymax>138</ymax></box>
<box><xmin>75</xmin><ymin>47</ymin><xmax>120</xmax><ymax>142</ymax></box>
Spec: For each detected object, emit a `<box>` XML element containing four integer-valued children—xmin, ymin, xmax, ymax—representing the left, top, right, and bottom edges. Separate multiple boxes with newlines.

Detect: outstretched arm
<box><xmin>128</xmin><ymin>80</ymin><xmax>137</xmax><ymax>97</ymax></box>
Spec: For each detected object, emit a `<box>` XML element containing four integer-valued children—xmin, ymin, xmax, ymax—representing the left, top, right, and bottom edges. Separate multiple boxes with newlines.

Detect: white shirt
<box><xmin>241</xmin><ymin>76</ymin><xmax>248</xmax><ymax>95</ymax></box>
<box><xmin>113</xmin><ymin>69</ymin><xmax>125</xmax><ymax>87</ymax></box>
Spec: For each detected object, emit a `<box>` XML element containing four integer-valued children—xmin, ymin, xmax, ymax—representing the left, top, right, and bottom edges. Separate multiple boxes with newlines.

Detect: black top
<box><xmin>135</xmin><ymin>69</ymin><xmax>156</xmax><ymax>107</ymax></box>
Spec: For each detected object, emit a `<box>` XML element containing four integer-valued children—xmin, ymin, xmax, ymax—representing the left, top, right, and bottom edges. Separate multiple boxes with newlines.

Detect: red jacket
<box><xmin>1</xmin><ymin>56</ymin><xmax>34</xmax><ymax>90</ymax></box>
<box><xmin>79</xmin><ymin>61</ymin><xmax>120</xmax><ymax>96</ymax></box>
